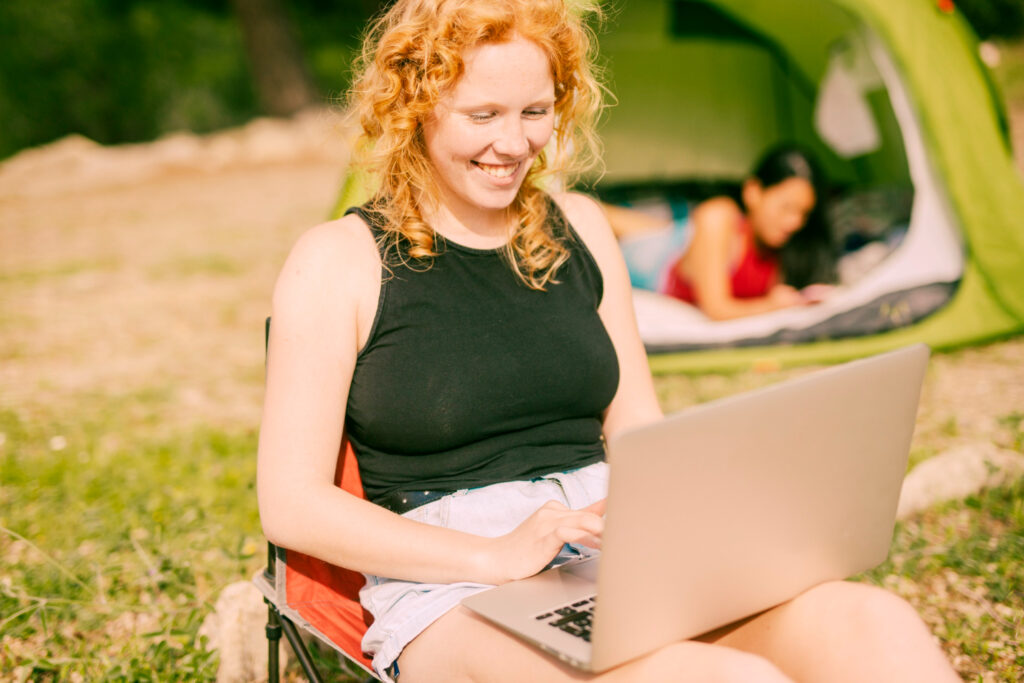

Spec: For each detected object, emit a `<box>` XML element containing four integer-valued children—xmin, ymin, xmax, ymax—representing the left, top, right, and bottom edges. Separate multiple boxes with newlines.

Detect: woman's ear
<box><xmin>741</xmin><ymin>178</ymin><xmax>763</xmax><ymax>213</ymax></box>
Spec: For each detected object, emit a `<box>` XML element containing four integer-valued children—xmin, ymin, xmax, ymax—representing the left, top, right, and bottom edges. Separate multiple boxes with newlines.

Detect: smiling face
<box><xmin>422</xmin><ymin>37</ymin><xmax>555</xmax><ymax>228</ymax></box>
<box><xmin>743</xmin><ymin>176</ymin><xmax>817</xmax><ymax>249</ymax></box>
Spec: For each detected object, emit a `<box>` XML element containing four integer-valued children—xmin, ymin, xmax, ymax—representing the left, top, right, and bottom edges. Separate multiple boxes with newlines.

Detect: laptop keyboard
<box><xmin>534</xmin><ymin>596</ymin><xmax>597</xmax><ymax>642</ymax></box>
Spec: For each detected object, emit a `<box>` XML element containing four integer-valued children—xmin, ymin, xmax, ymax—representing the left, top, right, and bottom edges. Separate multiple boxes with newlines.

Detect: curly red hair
<box><xmin>348</xmin><ymin>0</ymin><xmax>605</xmax><ymax>288</ymax></box>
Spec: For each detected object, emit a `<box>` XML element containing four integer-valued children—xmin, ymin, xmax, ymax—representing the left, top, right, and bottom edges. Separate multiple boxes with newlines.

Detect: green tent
<box><xmin>335</xmin><ymin>0</ymin><xmax>1024</xmax><ymax>373</ymax></box>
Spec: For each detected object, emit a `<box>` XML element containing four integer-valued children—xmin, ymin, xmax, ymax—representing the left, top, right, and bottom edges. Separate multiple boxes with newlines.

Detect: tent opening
<box><xmin>591</xmin><ymin>0</ymin><xmax>965</xmax><ymax>352</ymax></box>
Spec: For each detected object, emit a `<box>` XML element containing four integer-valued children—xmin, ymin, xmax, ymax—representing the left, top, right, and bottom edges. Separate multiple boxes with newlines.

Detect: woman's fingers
<box><xmin>800</xmin><ymin>283</ymin><xmax>835</xmax><ymax>304</ymax></box>
<box><xmin>492</xmin><ymin>499</ymin><xmax>607</xmax><ymax>580</ymax></box>
<box><xmin>769</xmin><ymin>283</ymin><xmax>806</xmax><ymax>307</ymax></box>
<box><xmin>537</xmin><ymin>500</ymin><xmax>605</xmax><ymax>536</ymax></box>
<box><xmin>556</xmin><ymin>525</ymin><xmax>602</xmax><ymax>550</ymax></box>
<box><xmin>548</xmin><ymin>502</ymin><xmax>605</xmax><ymax>549</ymax></box>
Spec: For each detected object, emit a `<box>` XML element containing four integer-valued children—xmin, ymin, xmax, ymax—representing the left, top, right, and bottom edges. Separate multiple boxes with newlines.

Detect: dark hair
<box><xmin>750</xmin><ymin>146</ymin><xmax>819</xmax><ymax>190</ymax></box>
<box><xmin>747</xmin><ymin>145</ymin><xmax>837</xmax><ymax>288</ymax></box>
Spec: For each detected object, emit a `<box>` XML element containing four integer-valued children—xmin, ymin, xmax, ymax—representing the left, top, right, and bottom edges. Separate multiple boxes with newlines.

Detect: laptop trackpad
<box><xmin>558</xmin><ymin>555</ymin><xmax>599</xmax><ymax>582</ymax></box>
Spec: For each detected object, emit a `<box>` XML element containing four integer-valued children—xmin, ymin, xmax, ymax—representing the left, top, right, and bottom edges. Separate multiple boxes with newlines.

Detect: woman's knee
<box><xmin>795</xmin><ymin>580</ymin><xmax>924</xmax><ymax>633</ymax></box>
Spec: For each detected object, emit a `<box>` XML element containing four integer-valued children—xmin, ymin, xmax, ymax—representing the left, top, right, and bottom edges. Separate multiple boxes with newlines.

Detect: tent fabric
<box><xmin>833</xmin><ymin>0</ymin><xmax>1024</xmax><ymax>320</ymax></box>
<box><xmin>331</xmin><ymin>0</ymin><xmax>1024</xmax><ymax>371</ymax></box>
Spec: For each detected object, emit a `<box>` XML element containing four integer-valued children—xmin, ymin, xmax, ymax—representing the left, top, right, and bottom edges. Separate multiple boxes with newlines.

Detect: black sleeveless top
<box><xmin>344</xmin><ymin>198</ymin><xmax>620</xmax><ymax>504</ymax></box>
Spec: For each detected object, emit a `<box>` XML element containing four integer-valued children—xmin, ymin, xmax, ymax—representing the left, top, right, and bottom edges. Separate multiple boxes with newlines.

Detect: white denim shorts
<box><xmin>359</xmin><ymin>460</ymin><xmax>609</xmax><ymax>681</ymax></box>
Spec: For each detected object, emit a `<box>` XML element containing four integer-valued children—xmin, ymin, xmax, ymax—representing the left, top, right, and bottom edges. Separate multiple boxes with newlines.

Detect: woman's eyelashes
<box><xmin>465</xmin><ymin>108</ymin><xmax>550</xmax><ymax>123</ymax></box>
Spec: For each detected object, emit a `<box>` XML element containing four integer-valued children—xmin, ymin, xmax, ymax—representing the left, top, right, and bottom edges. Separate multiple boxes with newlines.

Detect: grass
<box><xmin>0</xmin><ymin>258</ymin><xmax>122</xmax><ymax>286</ymax></box>
<box><xmin>1</xmin><ymin>372</ymin><xmax>1022</xmax><ymax>681</ymax></box>
<box><xmin>861</xmin><ymin>481</ymin><xmax>1024</xmax><ymax>680</ymax></box>
<box><xmin>0</xmin><ymin>401</ymin><xmax>262</xmax><ymax>681</ymax></box>
<box><xmin>146</xmin><ymin>253</ymin><xmax>243</xmax><ymax>279</ymax></box>
<box><xmin>998</xmin><ymin>412</ymin><xmax>1024</xmax><ymax>452</ymax></box>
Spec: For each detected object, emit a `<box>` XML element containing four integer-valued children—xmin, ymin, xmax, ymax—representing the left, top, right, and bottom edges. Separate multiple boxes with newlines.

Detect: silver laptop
<box><xmin>462</xmin><ymin>343</ymin><xmax>929</xmax><ymax>672</ymax></box>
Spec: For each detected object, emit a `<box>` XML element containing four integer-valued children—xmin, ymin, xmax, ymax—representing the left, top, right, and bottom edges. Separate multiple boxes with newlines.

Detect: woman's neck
<box><xmin>422</xmin><ymin>200</ymin><xmax>516</xmax><ymax>250</ymax></box>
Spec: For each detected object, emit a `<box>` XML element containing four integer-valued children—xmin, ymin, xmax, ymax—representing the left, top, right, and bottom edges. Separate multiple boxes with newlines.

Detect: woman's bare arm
<box><xmin>682</xmin><ymin>198</ymin><xmax>805</xmax><ymax>320</ymax></box>
<box><xmin>599</xmin><ymin>201</ymin><xmax>672</xmax><ymax>240</ymax></box>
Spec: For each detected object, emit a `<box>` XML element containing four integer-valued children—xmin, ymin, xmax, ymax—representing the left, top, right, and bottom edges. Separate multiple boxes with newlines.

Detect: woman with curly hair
<box><xmin>256</xmin><ymin>1</ymin><xmax>958</xmax><ymax>680</ymax></box>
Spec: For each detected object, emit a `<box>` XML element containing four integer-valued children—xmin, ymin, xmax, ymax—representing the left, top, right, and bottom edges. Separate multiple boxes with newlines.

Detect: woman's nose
<box><xmin>493</xmin><ymin>117</ymin><xmax>529</xmax><ymax>157</ymax></box>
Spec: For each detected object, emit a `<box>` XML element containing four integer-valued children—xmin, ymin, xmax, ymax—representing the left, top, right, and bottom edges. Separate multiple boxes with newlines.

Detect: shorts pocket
<box><xmin>401</xmin><ymin>495</ymin><xmax>450</xmax><ymax>529</ymax></box>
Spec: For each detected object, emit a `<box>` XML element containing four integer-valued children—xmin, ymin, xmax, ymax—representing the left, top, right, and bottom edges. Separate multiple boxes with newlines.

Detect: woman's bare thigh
<box><xmin>397</xmin><ymin>605</ymin><xmax>792</xmax><ymax>683</ymax></box>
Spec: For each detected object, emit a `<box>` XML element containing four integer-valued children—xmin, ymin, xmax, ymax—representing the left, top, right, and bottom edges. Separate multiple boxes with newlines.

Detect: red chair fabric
<box><xmin>282</xmin><ymin>440</ymin><xmax>375</xmax><ymax>671</ymax></box>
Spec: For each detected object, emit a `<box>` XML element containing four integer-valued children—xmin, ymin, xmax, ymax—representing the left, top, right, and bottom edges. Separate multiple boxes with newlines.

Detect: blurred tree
<box><xmin>956</xmin><ymin>0</ymin><xmax>1024</xmax><ymax>40</ymax></box>
<box><xmin>230</xmin><ymin>0</ymin><xmax>318</xmax><ymax>115</ymax></box>
<box><xmin>0</xmin><ymin>0</ymin><xmax>258</xmax><ymax>158</ymax></box>
<box><xmin>0</xmin><ymin>0</ymin><xmax>384</xmax><ymax>159</ymax></box>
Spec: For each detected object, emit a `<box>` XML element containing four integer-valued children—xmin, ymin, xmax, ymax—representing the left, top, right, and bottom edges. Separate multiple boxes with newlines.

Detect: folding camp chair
<box><xmin>252</xmin><ymin>319</ymin><xmax>381</xmax><ymax>682</ymax></box>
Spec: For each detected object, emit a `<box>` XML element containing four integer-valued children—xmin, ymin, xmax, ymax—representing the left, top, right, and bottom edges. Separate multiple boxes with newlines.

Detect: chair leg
<box><xmin>266</xmin><ymin>601</ymin><xmax>282</xmax><ymax>683</ymax></box>
<box><xmin>279</xmin><ymin>613</ymin><xmax>326</xmax><ymax>683</ymax></box>
<box><xmin>265</xmin><ymin>599</ymin><xmax>327</xmax><ymax>682</ymax></box>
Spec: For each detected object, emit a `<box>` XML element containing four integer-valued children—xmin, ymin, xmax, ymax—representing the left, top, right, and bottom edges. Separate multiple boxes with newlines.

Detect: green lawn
<box><xmin>2</xmin><ymin>360</ymin><xmax>1022</xmax><ymax>681</ymax></box>
<box><xmin>0</xmin><ymin>400</ymin><xmax>259</xmax><ymax>681</ymax></box>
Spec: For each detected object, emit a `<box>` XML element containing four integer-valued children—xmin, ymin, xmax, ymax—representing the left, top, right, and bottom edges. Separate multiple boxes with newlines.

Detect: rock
<box><xmin>897</xmin><ymin>443</ymin><xmax>1024</xmax><ymax>519</ymax></box>
<box><xmin>198</xmin><ymin>581</ymin><xmax>288</xmax><ymax>683</ymax></box>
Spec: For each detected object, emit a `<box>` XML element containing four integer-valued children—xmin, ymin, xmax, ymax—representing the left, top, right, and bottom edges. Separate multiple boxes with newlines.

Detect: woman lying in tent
<box><xmin>258</xmin><ymin>0</ymin><xmax>959</xmax><ymax>680</ymax></box>
<box><xmin>602</xmin><ymin>147</ymin><xmax>839</xmax><ymax>320</ymax></box>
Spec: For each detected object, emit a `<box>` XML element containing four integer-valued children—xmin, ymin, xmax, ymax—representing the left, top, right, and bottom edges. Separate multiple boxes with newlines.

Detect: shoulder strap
<box><xmin>345</xmin><ymin>201</ymin><xmax>410</xmax><ymax>270</ymax></box>
<box><xmin>344</xmin><ymin>202</ymin><xmax>387</xmax><ymax>240</ymax></box>
<box><xmin>541</xmin><ymin>192</ymin><xmax>583</xmax><ymax>248</ymax></box>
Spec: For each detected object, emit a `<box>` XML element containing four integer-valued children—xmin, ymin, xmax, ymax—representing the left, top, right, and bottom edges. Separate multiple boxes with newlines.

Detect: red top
<box><xmin>661</xmin><ymin>217</ymin><xmax>780</xmax><ymax>304</ymax></box>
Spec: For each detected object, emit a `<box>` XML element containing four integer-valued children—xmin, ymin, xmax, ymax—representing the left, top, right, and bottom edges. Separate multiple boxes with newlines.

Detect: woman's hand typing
<box><xmin>476</xmin><ymin>498</ymin><xmax>606</xmax><ymax>584</ymax></box>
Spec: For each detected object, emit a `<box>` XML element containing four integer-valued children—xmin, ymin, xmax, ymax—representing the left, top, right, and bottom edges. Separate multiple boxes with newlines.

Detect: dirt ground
<box><xmin>0</xmin><ymin>112</ymin><xmax>352</xmax><ymax>430</ymax></box>
<box><xmin>2</xmin><ymin>108</ymin><xmax>1023</xmax><ymax>451</ymax></box>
